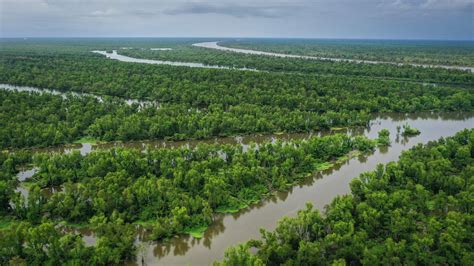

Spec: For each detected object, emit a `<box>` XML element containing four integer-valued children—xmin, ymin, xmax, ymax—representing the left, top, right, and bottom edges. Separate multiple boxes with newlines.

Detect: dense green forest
<box><xmin>221</xmin><ymin>39</ymin><xmax>474</xmax><ymax>67</ymax></box>
<box><xmin>1</xmin><ymin>39</ymin><xmax>473</xmax><ymax>87</ymax></box>
<box><xmin>1</xmin><ymin>39</ymin><xmax>473</xmax><ymax>150</ymax></box>
<box><xmin>0</xmin><ymin>38</ymin><xmax>473</xmax><ymax>265</ymax></box>
<box><xmin>119</xmin><ymin>47</ymin><xmax>474</xmax><ymax>85</ymax></box>
<box><xmin>3</xmin><ymin>134</ymin><xmax>375</xmax><ymax>229</ymax></box>
<box><xmin>1</xmin><ymin>133</ymin><xmax>378</xmax><ymax>264</ymax></box>
<box><xmin>1</xmin><ymin>73</ymin><xmax>473</xmax><ymax>149</ymax></box>
<box><xmin>0</xmin><ymin>215</ymin><xmax>136</xmax><ymax>265</ymax></box>
<box><xmin>217</xmin><ymin>129</ymin><xmax>474</xmax><ymax>265</ymax></box>
<box><xmin>0</xmin><ymin>90</ymin><xmax>130</xmax><ymax>148</ymax></box>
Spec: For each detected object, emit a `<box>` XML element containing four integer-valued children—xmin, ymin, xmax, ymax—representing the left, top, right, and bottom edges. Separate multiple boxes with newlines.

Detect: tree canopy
<box><xmin>218</xmin><ymin>129</ymin><xmax>474</xmax><ymax>265</ymax></box>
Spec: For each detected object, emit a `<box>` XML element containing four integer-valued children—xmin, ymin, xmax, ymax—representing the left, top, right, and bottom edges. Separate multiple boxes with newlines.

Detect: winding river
<box><xmin>5</xmin><ymin>39</ymin><xmax>473</xmax><ymax>265</ymax></box>
<box><xmin>92</xmin><ymin>50</ymin><xmax>256</xmax><ymax>71</ymax></box>
<box><xmin>92</xmin><ymin>46</ymin><xmax>474</xmax><ymax>74</ymax></box>
<box><xmin>88</xmin><ymin>49</ymin><xmax>470</xmax><ymax>89</ymax></box>
<box><xmin>15</xmin><ymin>112</ymin><xmax>474</xmax><ymax>265</ymax></box>
<box><xmin>193</xmin><ymin>41</ymin><xmax>474</xmax><ymax>73</ymax></box>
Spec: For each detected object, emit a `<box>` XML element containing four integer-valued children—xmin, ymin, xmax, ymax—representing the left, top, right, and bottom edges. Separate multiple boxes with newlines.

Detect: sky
<box><xmin>1</xmin><ymin>0</ymin><xmax>473</xmax><ymax>40</ymax></box>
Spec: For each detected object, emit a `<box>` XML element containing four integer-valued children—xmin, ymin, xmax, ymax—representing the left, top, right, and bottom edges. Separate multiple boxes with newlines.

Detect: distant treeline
<box><xmin>221</xmin><ymin>39</ymin><xmax>474</xmax><ymax>67</ymax></box>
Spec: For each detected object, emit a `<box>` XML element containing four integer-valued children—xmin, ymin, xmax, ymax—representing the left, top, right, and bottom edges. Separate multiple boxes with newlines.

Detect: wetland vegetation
<box><xmin>0</xmin><ymin>38</ymin><xmax>472</xmax><ymax>265</ymax></box>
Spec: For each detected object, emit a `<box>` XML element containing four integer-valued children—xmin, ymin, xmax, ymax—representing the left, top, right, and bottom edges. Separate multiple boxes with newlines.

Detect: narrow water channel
<box><xmin>132</xmin><ymin>112</ymin><xmax>474</xmax><ymax>266</ymax></box>
<box><xmin>14</xmin><ymin>112</ymin><xmax>474</xmax><ymax>265</ymax></box>
<box><xmin>0</xmin><ymin>84</ymin><xmax>157</xmax><ymax>107</ymax></box>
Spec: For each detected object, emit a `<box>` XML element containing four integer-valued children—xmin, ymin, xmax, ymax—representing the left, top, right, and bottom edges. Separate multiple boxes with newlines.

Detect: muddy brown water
<box><xmin>15</xmin><ymin>112</ymin><xmax>474</xmax><ymax>265</ymax></box>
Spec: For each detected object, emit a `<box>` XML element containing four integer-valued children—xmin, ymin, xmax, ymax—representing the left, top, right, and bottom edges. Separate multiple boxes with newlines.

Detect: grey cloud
<box><xmin>382</xmin><ymin>0</ymin><xmax>472</xmax><ymax>11</ymax></box>
<box><xmin>130</xmin><ymin>10</ymin><xmax>161</xmax><ymax>16</ymax></box>
<box><xmin>420</xmin><ymin>0</ymin><xmax>473</xmax><ymax>11</ymax></box>
<box><xmin>164</xmin><ymin>2</ymin><xmax>302</xmax><ymax>18</ymax></box>
<box><xmin>85</xmin><ymin>9</ymin><xmax>120</xmax><ymax>17</ymax></box>
<box><xmin>1</xmin><ymin>0</ymin><xmax>472</xmax><ymax>39</ymax></box>
<box><xmin>82</xmin><ymin>9</ymin><xmax>159</xmax><ymax>18</ymax></box>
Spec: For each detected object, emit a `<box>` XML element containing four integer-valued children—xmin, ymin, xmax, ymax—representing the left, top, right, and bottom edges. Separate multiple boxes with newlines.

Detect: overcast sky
<box><xmin>1</xmin><ymin>0</ymin><xmax>473</xmax><ymax>40</ymax></box>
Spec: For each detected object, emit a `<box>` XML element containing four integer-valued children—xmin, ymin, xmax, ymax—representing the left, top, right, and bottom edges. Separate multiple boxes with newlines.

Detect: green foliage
<box><xmin>217</xmin><ymin>129</ymin><xmax>474</xmax><ymax>265</ymax></box>
<box><xmin>89</xmin><ymin>212</ymin><xmax>136</xmax><ymax>264</ymax></box>
<box><xmin>0</xmin><ymin>216</ymin><xmax>13</xmax><ymax>229</ymax></box>
<box><xmin>1</xmin><ymin>38</ymin><xmax>473</xmax><ymax>265</ymax></box>
<box><xmin>1</xmin><ymin>39</ymin><xmax>474</xmax><ymax>149</ymax></box>
<box><xmin>0</xmin><ymin>90</ymin><xmax>127</xmax><ymax>148</ymax></box>
<box><xmin>3</xmin><ymin>82</ymin><xmax>471</xmax><ymax>150</ymax></box>
<box><xmin>217</xmin><ymin>243</ymin><xmax>265</xmax><ymax>266</ymax></box>
<box><xmin>74</xmin><ymin>136</ymin><xmax>99</xmax><ymax>144</ymax></box>
<box><xmin>0</xmin><ymin>151</ymin><xmax>32</xmax><ymax>214</ymax></box>
<box><xmin>402</xmin><ymin>124</ymin><xmax>421</xmax><ymax>136</ymax></box>
<box><xmin>221</xmin><ymin>39</ymin><xmax>474</xmax><ymax>67</ymax></box>
<box><xmin>377</xmin><ymin>129</ymin><xmax>391</xmax><ymax>146</ymax></box>
<box><xmin>184</xmin><ymin>225</ymin><xmax>208</xmax><ymax>238</ymax></box>
<box><xmin>0</xmin><ymin>216</ymin><xmax>136</xmax><ymax>266</ymax></box>
<box><xmin>121</xmin><ymin>42</ymin><xmax>474</xmax><ymax>85</ymax></box>
<box><xmin>0</xmin><ymin>221</ymin><xmax>93</xmax><ymax>265</ymax></box>
<box><xmin>215</xmin><ymin>200</ymin><xmax>249</xmax><ymax>214</ymax></box>
<box><xmin>3</xmin><ymin>134</ymin><xmax>374</xmax><ymax>243</ymax></box>
<box><xmin>315</xmin><ymin>161</ymin><xmax>334</xmax><ymax>171</ymax></box>
<box><xmin>3</xmin><ymin>38</ymin><xmax>471</xmax><ymax>87</ymax></box>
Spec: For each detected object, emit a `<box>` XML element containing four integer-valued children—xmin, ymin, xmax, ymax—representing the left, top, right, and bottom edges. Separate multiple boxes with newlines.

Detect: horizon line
<box><xmin>1</xmin><ymin>36</ymin><xmax>473</xmax><ymax>42</ymax></box>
